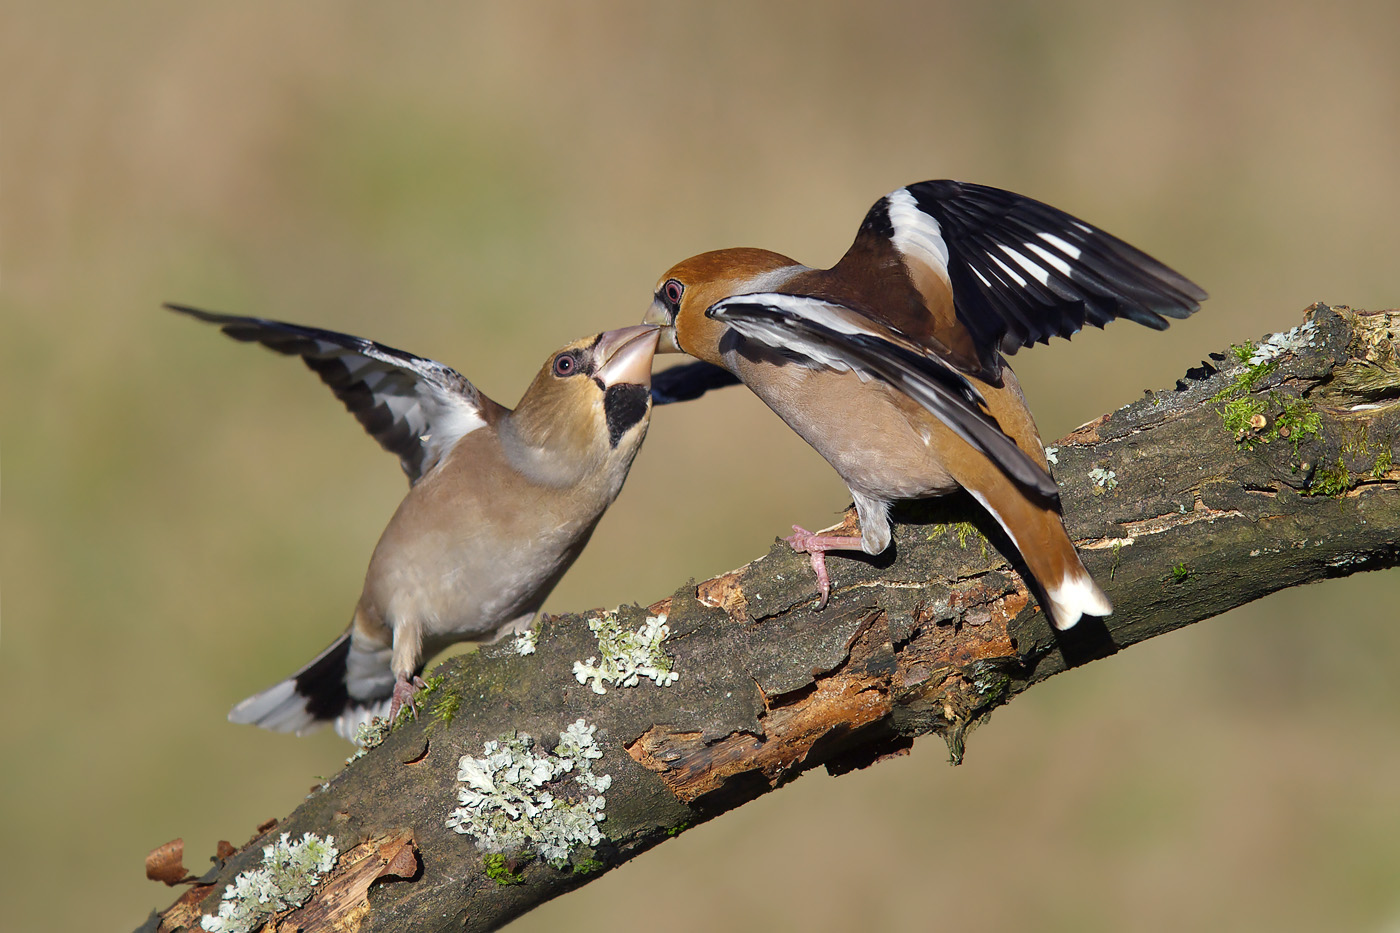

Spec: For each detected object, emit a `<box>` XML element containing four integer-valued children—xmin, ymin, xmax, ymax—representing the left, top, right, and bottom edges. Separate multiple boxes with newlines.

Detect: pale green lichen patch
<box><xmin>345</xmin><ymin>717</ymin><xmax>393</xmax><ymax>763</ymax></box>
<box><xmin>573</xmin><ymin>611</ymin><xmax>678</xmax><ymax>694</ymax></box>
<box><xmin>1209</xmin><ymin>320</ymin><xmax>1319</xmax><ymax>410</ymax></box>
<box><xmin>1088</xmin><ymin>467</ymin><xmax>1118</xmax><ymax>491</ymax></box>
<box><xmin>446</xmin><ymin>719</ymin><xmax>612</xmax><ymax>869</ymax></box>
<box><xmin>201</xmin><ymin>832</ymin><xmax>339</xmax><ymax>933</ymax></box>
<box><xmin>354</xmin><ymin>717</ymin><xmax>392</xmax><ymax>750</ymax></box>
<box><xmin>1246</xmin><ymin>321</ymin><xmax>1319</xmax><ymax>366</ymax></box>
<box><xmin>511</xmin><ymin>629</ymin><xmax>538</xmax><ymax>656</ymax></box>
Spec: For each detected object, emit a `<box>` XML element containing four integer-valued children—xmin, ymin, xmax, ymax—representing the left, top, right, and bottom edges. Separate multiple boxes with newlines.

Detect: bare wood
<box><xmin>139</xmin><ymin>304</ymin><xmax>1399</xmax><ymax>933</ymax></box>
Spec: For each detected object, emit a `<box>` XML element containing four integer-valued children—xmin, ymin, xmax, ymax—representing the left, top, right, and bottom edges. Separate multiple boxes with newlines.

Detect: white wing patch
<box><xmin>989</xmin><ymin>252</ymin><xmax>1028</xmax><ymax>288</ymax></box>
<box><xmin>998</xmin><ymin>244</ymin><xmax>1053</xmax><ymax>287</ymax></box>
<box><xmin>886</xmin><ymin>187</ymin><xmax>951</xmax><ymax>278</ymax></box>
<box><xmin>1036</xmin><ymin>231</ymin><xmax>1083</xmax><ymax>261</ymax></box>
<box><xmin>1024</xmin><ymin>241</ymin><xmax>1075</xmax><ymax>277</ymax></box>
<box><xmin>428</xmin><ymin>400</ymin><xmax>487</xmax><ymax>451</ymax></box>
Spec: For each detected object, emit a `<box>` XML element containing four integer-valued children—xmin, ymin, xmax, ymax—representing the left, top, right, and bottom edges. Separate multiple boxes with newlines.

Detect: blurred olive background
<box><xmin>5</xmin><ymin>2</ymin><xmax>1400</xmax><ymax>930</ymax></box>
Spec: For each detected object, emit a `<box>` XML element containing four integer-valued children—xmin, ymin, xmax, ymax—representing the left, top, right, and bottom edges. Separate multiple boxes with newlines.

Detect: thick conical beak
<box><xmin>595</xmin><ymin>324</ymin><xmax>660</xmax><ymax>387</ymax></box>
<box><xmin>642</xmin><ymin>301</ymin><xmax>683</xmax><ymax>353</ymax></box>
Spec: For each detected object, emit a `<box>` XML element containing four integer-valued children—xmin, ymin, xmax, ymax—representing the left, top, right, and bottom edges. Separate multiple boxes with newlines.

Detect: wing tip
<box><xmin>228</xmin><ymin>679</ymin><xmax>318</xmax><ymax>733</ymax></box>
<box><xmin>164</xmin><ymin>301</ymin><xmax>219</xmax><ymax>321</ymax></box>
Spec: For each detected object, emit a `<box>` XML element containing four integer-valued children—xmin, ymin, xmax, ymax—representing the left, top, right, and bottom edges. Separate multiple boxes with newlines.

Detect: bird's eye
<box><xmin>553</xmin><ymin>353</ymin><xmax>578</xmax><ymax>377</ymax></box>
<box><xmin>662</xmin><ymin>279</ymin><xmax>684</xmax><ymax>308</ymax></box>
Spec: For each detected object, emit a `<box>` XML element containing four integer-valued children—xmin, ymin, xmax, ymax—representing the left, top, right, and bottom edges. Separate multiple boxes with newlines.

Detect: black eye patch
<box><xmin>603</xmin><ymin>383</ymin><xmax>650</xmax><ymax>447</ymax></box>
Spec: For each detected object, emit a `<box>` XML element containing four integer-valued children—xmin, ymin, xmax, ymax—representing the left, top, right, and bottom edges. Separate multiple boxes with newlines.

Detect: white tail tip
<box><xmin>1046</xmin><ymin>574</ymin><xmax>1113</xmax><ymax>630</ymax></box>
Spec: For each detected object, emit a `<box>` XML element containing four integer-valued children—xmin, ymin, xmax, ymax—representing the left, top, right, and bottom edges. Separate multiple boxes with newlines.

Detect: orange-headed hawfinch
<box><xmin>643</xmin><ymin>180</ymin><xmax>1205</xmax><ymax>628</ymax></box>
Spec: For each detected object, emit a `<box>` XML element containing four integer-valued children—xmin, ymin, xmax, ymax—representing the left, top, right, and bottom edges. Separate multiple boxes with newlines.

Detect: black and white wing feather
<box><xmin>168</xmin><ymin>304</ymin><xmax>489</xmax><ymax>484</ymax></box>
<box><xmin>884</xmin><ymin>180</ymin><xmax>1207</xmax><ymax>377</ymax></box>
<box><xmin>708</xmin><ymin>294</ymin><xmax>1059</xmax><ymax>501</ymax></box>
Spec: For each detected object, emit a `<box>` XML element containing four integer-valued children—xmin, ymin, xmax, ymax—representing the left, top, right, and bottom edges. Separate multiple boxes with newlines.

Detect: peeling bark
<box><xmin>139</xmin><ymin>304</ymin><xmax>1400</xmax><ymax>933</ymax></box>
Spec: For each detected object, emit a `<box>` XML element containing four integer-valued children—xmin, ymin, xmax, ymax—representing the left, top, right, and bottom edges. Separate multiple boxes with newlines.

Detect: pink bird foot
<box><xmin>388</xmin><ymin>674</ymin><xmax>429</xmax><ymax>723</ymax></box>
<box><xmin>783</xmin><ymin>525</ymin><xmax>865</xmax><ymax>610</ymax></box>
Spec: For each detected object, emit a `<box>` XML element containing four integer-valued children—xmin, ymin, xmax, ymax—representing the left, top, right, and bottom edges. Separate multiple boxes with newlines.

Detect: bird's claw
<box><xmin>388</xmin><ymin>674</ymin><xmax>429</xmax><ymax>723</ymax></box>
<box><xmin>783</xmin><ymin>524</ymin><xmax>816</xmax><ymax>553</ymax></box>
<box><xmin>784</xmin><ymin>525</ymin><xmax>832</xmax><ymax>610</ymax></box>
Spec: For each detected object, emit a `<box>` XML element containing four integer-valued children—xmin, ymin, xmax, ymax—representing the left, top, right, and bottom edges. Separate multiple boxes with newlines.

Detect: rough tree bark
<box><xmin>141</xmin><ymin>304</ymin><xmax>1400</xmax><ymax>933</ymax></box>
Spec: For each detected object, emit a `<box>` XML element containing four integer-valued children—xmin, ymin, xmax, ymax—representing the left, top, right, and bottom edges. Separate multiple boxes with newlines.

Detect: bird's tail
<box><xmin>963</xmin><ymin>478</ymin><xmax>1111</xmax><ymax>630</ymax></box>
<box><xmin>947</xmin><ymin>444</ymin><xmax>1111</xmax><ymax>631</ymax></box>
<box><xmin>228</xmin><ymin>631</ymin><xmax>395</xmax><ymax>741</ymax></box>
<box><xmin>942</xmin><ymin>368</ymin><xmax>1111</xmax><ymax>630</ymax></box>
<box><xmin>1041</xmin><ymin>563</ymin><xmax>1113</xmax><ymax>630</ymax></box>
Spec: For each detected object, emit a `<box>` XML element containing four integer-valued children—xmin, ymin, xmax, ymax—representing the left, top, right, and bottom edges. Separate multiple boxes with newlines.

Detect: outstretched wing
<box><xmin>169</xmin><ymin>304</ymin><xmax>492</xmax><ymax>484</ymax></box>
<box><xmin>707</xmin><ymin>293</ymin><xmax>1058</xmax><ymax>501</ymax></box>
<box><xmin>650</xmin><ymin>360</ymin><xmax>741</xmax><ymax>405</ymax></box>
<box><xmin>838</xmin><ymin>180</ymin><xmax>1207</xmax><ymax>380</ymax></box>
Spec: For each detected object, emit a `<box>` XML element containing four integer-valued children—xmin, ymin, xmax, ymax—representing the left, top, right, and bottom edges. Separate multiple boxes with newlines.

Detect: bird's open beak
<box><xmin>595</xmin><ymin>324</ymin><xmax>661</xmax><ymax>387</ymax></box>
<box><xmin>642</xmin><ymin>301</ymin><xmax>683</xmax><ymax>354</ymax></box>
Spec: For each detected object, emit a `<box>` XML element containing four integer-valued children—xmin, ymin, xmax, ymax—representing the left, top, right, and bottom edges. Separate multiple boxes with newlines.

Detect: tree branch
<box><xmin>141</xmin><ymin>304</ymin><xmax>1400</xmax><ymax>933</ymax></box>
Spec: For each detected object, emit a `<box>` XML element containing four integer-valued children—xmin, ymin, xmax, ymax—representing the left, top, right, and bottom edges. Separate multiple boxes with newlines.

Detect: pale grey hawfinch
<box><xmin>171</xmin><ymin>304</ymin><xmax>660</xmax><ymax>739</ymax></box>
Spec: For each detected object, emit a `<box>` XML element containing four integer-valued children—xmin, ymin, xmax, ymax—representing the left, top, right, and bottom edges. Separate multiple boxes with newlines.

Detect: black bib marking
<box><xmin>604</xmin><ymin>383</ymin><xmax>650</xmax><ymax>447</ymax></box>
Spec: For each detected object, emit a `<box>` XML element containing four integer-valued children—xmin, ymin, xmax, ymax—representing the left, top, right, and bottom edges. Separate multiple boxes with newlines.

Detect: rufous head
<box><xmin>643</xmin><ymin>248</ymin><xmax>798</xmax><ymax>363</ymax></box>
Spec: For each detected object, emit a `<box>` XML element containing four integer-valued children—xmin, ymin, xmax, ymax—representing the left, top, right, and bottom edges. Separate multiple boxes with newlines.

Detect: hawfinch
<box><xmin>643</xmin><ymin>180</ymin><xmax>1205</xmax><ymax>629</ymax></box>
<box><xmin>171</xmin><ymin>304</ymin><xmax>660</xmax><ymax>738</ymax></box>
